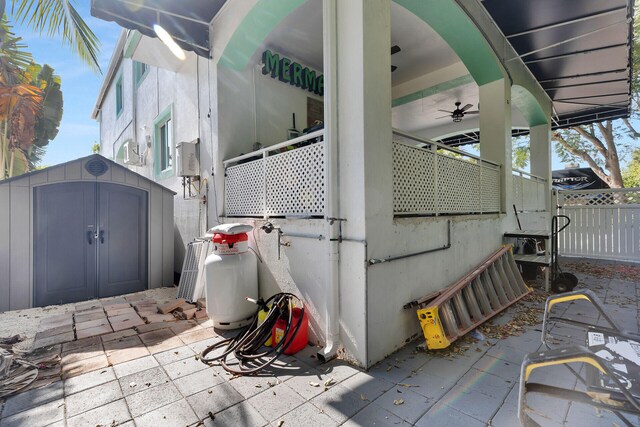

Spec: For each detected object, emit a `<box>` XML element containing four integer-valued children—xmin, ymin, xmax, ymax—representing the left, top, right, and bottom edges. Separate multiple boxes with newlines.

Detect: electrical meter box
<box><xmin>176</xmin><ymin>138</ymin><xmax>199</xmax><ymax>177</ymax></box>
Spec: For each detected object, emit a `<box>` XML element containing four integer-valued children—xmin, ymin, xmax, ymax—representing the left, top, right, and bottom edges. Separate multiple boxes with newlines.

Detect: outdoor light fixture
<box><xmin>153</xmin><ymin>24</ymin><xmax>186</xmax><ymax>60</ymax></box>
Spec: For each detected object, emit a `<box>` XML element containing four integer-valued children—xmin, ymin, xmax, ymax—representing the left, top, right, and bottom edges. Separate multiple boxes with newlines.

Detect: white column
<box><xmin>324</xmin><ymin>0</ymin><xmax>392</xmax><ymax>367</ymax></box>
<box><xmin>530</xmin><ymin>123</ymin><xmax>552</xmax><ymax>212</ymax></box>
<box><xmin>336</xmin><ymin>0</ymin><xmax>393</xmax><ymax>238</ymax></box>
<box><xmin>479</xmin><ymin>78</ymin><xmax>512</xmax><ymax>215</ymax></box>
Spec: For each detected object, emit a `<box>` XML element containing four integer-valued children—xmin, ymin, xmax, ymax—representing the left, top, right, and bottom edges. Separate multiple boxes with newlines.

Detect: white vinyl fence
<box><xmin>557</xmin><ymin>188</ymin><xmax>640</xmax><ymax>261</ymax></box>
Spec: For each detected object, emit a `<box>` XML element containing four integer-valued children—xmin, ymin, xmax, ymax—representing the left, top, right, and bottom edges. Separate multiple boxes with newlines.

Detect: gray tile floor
<box><xmin>1</xmin><ymin>258</ymin><xmax>639</xmax><ymax>426</ymax></box>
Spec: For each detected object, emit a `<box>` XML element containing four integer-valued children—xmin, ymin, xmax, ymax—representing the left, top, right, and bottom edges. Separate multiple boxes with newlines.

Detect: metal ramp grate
<box><xmin>417</xmin><ymin>245</ymin><xmax>531</xmax><ymax>350</ymax></box>
<box><xmin>177</xmin><ymin>239</ymin><xmax>212</xmax><ymax>302</ymax></box>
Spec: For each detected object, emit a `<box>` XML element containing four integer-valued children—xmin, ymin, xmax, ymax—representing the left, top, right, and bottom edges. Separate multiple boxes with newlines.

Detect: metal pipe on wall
<box><xmin>318</xmin><ymin>0</ymin><xmax>340</xmax><ymax>363</ymax></box>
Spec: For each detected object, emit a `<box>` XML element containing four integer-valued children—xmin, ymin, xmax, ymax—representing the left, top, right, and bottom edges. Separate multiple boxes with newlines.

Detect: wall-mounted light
<box><xmin>154</xmin><ymin>24</ymin><xmax>186</xmax><ymax>60</ymax></box>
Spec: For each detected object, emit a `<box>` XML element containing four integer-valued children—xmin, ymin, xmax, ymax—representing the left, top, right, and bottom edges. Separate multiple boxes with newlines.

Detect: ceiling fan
<box><xmin>436</xmin><ymin>101</ymin><xmax>479</xmax><ymax>122</ymax></box>
<box><xmin>391</xmin><ymin>45</ymin><xmax>400</xmax><ymax>72</ymax></box>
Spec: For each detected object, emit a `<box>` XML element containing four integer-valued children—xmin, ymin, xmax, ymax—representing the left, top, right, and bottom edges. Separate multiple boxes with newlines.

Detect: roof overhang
<box><xmin>481</xmin><ymin>0</ymin><xmax>634</xmax><ymax>129</ymax></box>
<box><xmin>90</xmin><ymin>0</ymin><xmax>227</xmax><ymax>58</ymax></box>
<box><xmin>91</xmin><ymin>29</ymin><xmax>128</xmax><ymax>119</ymax></box>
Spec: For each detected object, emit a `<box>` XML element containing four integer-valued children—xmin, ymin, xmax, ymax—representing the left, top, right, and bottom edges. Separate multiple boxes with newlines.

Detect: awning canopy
<box><xmin>482</xmin><ymin>0</ymin><xmax>634</xmax><ymax>129</ymax></box>
<box><xmin>92</xmin><ymin>0</ymin><xmax>633</xmax><ymax>130</ymax></box>
<box><xmin>90</xmin><ymin>0</ymin><xmax>227</xmax><ymax>58</ymax></box>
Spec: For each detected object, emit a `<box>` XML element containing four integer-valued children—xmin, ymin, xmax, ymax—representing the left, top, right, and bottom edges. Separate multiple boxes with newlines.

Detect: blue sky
<box><xmin>7</xmin><ymin>2</ymin><xmax>121</xmax><ymax>167</ymax></box>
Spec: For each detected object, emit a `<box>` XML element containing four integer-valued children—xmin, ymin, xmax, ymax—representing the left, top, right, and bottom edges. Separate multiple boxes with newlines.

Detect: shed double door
<box><xmin>34</xmin><ymin>182</ymin><xmax>148</xmax><ymax>307</ymax></box>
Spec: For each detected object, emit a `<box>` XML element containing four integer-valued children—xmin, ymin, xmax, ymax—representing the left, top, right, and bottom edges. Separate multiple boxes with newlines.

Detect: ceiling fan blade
<box><xmin>391</xmin><ymin>65</ymin><xmax>398</xmax><ymax>72</ymax></box>
<box><xmin>465</xmin><ymin>110</ymin><xmax>480</xmax><ymax>114</ymax></box>
<box><xmin>435</xmin><ymin>115</ymin><xmax>451</xmax><ymax>119</ymax></box>
<box><xmin>391</xmin><ymin>45</ymin><xmax>401</xmax><ymax>55</ymax></box>
<box><xmin>460</xmin><ymin>103</ymin><xmax>474</xmax><ymax>112</ymax></box>
<box><xmin>437</xmin><ymin>109</ymin><xmax>453</xmax><ymax>114</ymax></box>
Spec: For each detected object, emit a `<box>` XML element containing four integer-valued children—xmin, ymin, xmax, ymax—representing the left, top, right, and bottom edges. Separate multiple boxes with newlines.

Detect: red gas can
<box><xmin>272</xmin><ymin>307</ymin><xmax>308</xmax><ymax>355</ymax></box>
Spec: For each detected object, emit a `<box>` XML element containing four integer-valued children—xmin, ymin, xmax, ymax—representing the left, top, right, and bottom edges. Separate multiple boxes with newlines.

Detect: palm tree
<box><xmin>0</xmin><ymin>19</ymin><xmax>62</xmax><ymax>178</ymax></box>
<box><xmin>0</xmin><ymin>0</ymin><xmax>101</xmax><ymax>72</ymax></box>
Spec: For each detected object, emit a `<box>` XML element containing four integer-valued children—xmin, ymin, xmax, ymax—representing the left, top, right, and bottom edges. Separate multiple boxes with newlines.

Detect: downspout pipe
<box><xmin>318</xmin><ymin>0</ymin><xmax>340</xmax><ymax>363</ymax></box>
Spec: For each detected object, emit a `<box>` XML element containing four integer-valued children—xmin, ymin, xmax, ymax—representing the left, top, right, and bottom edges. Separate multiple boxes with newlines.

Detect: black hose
<box><xmin>199</xmin><ymin>293</ymin><xmax>305</xmax><ymax>376</ymax></box>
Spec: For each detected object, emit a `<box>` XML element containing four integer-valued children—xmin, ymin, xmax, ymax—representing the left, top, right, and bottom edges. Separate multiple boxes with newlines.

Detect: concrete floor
<box><xmin>1</xmin><ymin>258</ymin><xmax>639</xmax><ymax>426</ymax></box>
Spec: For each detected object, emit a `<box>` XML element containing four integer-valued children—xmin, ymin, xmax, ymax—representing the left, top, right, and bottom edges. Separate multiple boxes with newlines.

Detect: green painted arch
<box><xmin>512</xmin><ymin>85</ymin><xmax>548</xmax><ymax>127</ymax></box>
<box><xmin>393</xmin><ymin>0</ymin><xmax>503</xmax><ymax>86</ymax></box>
<box><xmin>218</xmin><ymin>0</ymin><xmax>307</xmax><ymax>70</ymax></box>
<box><xmin>220</xmin><ymin>0</ymin><xmax>506</xmax><ymax>85</ymax></box>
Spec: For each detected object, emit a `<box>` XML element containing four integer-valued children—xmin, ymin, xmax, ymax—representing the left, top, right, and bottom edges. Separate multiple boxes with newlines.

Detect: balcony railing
<box><xmin>223</xmin><ymin>130</ymin><xmax>325</xmax><ymax>218</ymax></box>
<box><xmin>512</xmin><ymin>169</ymin><xmax>547</xmax><ymax>212</ymax></box>
<box><xmin>392</xmin><ymin>129</ymin><xmax>501</xmax><ymax>215</ymax></box>
<box><xmin>223</xmin><ymin>128</ymin><xmax>503</xmax><ymax>218</ymax></box>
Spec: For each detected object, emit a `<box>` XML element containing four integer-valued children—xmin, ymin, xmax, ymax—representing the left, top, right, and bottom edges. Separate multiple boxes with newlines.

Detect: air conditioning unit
<box><xmin>122</xmin><ymin>139</ymin><xmax>141</xmax><ymax>165</ymax></box>
<box><xmin>176</xmin><ymin>138</ymin><xmax>199</xmax><ymax>177</ymax></box>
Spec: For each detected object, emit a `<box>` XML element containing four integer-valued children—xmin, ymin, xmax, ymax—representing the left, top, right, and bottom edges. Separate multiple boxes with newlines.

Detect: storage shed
<box><xmin>0</xmin><ymin>155</ymin><xmax>175</xmax><ymax>311</ymax></box>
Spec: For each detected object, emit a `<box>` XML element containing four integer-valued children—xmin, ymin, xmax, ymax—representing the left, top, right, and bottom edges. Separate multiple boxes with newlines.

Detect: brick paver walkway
<box><xmin>1</xmin><ymin>258</ymin><xmax>639</xmax><ymax>426</ymax></box>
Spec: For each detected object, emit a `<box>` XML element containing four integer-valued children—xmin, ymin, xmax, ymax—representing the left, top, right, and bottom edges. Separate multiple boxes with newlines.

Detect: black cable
<box><xmin>199</xmin><ymin>293</ymin><xmax>305</xmax><ymax>375</ymax></box>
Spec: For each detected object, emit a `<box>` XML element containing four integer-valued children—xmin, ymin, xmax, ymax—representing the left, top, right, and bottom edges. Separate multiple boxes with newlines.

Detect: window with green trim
<box><xmin>134</xmin><ymin>61</ymin><xmax>149</xmax><ymax>86</ymax></box>
<box><xmin>154</xmin><ymin>105</ymin><xmax>173</xmax><ymax>179</ymax></box>
<box><xmin>115</xmin><ymin>74</ymin><xmax>123</xmax><ymax>117</ymax></box>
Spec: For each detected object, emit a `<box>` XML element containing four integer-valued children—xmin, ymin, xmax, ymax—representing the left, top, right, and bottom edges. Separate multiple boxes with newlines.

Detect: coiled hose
<box><xmin>199</xmin><ymin>293</ymin><xmax>304</xmax><ymax>375</ymax></box>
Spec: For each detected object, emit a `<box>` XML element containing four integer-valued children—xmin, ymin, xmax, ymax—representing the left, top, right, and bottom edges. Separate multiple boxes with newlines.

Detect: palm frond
<box><xmin>11</xmin><ymin>0</ymin><xmax>101</xmax><ymax>73</ymax></box>
<box><xmin>0</xmin><ymin>17</ymin><xmax>34</xmax><ymax>83</ymax></box>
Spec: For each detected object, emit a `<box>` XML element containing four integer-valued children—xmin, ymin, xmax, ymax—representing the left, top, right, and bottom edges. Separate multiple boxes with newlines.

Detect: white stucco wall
<box><xmin>98</xmin><ymin>56</ymin><xmax>208</xmax><ymax>273</ymax></box>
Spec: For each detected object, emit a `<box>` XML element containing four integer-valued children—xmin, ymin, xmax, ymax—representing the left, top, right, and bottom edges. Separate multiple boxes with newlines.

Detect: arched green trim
<box><xmin>219</xmin><ymin>0</ymin><xmax>307</xmax><ymax>70</ymax></box>
<box><xmin>512</xmin><ymin>85</ymin><xmax>548</xmax><ymax>126</ymax></box>
<box><xmin>220</xmin><ymin>0</ymin><xmax>505</xmax><ymax>85</ymax></box>
<box><xmin>394</xmin><ymin>0</ymin><xmax>503</xmax><ymax>86</ymax></box>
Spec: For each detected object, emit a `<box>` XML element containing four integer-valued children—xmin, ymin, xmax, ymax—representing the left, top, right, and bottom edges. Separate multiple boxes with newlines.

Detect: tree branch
<box><xmin>573</xmin><ymin>125</ymin><xmax>608</xmax><ymax>158</ymax></box>
<box><xmin>623</xmin><ymin>118</ymin><xmax>640</xmax><ymax>138</ymax></box>
<box><xmin>553</xmin><ymin>132</ymin><xmax>611</xmax><ymax>184</ymax></box>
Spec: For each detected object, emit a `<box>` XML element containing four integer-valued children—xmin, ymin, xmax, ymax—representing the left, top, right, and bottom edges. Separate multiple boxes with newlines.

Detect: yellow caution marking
<box><xmin>525</xmin><ymin>357</ymin><xmax>606</xmax><ymax>381</ymax></box>
<box><xmin>547</xmin><ymin>294</ymin><xmax>592</xmax><ymax>312</ymax></box>
<box><xmin>417</xmin><ymin>306</ymin><xmax>450</xmax><ymax>350</ymax></box>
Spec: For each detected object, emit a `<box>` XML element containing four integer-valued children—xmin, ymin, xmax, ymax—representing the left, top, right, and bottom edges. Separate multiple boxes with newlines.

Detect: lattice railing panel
<box><xmin>558</xmin><ymin>188</ymin><xmax>640</xmax><ymax>207</ymax></box>
<box><xmin>437</xmin><ymin>155</ymin><xmax>481</xmax><ymax>213</ymax></box>
<box><xmin>392</xmin><ymin>142</ymin><xmax>500</xmax><ymax>215</ymax></box>
<box><xmin>265</xmin><ymin>142</ymin><xmax>325</xmax><ymax>216</ymax></box>
<box><xmin>512</xmin><ymin>173</ymin><xmax>547</xmax><ymax>212</ymax></box>
<box><xmin>225</xmin><ymin>159</ymin><xmax>264</xmax><ymax>216</ymax></box>
<box><xmin>522</xmin><ymin>177</ymin><xmax>541</xmax><ymax>211</ymax></box>
<box><xmin>513</xmin><ymin>175</ymin><xmax>523</xmax><ymax>209</ymax></box>
<box><xmin>393</xmin><ymin>143</ymin><xmax>436</xmax><ymax>214</ymax></box>
<box><xmin>481</xmin><ymin>166</ymin><xmax>500</xmax><ymax>212</ymax></box>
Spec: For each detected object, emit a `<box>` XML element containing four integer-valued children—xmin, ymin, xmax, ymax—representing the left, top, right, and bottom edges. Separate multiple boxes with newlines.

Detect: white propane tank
<box><xmin>204</xmin><ymin>223</ymin><xmax>258</xmax><ymax>330</ymax></box>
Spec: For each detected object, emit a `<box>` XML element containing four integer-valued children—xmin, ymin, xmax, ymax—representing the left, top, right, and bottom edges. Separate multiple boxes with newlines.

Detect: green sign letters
<box><xmin>261</xmin><ymin>50</ymin><xmax>324</xmax><ymax>96</ymax></box>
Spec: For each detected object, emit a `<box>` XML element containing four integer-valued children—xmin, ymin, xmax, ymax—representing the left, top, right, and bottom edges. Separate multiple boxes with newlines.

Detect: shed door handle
<box><xmin>87</xmin><ymin>231</ymin><xmax>93</xmax><ymax>245</ymax></box>
<box><xmin>99</xmin><ymin>230</ymin><xmax>105</xmax><ymax>244</ymax></box>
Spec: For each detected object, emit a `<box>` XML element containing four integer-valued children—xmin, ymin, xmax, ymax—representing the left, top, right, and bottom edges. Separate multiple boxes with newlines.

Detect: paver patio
<box><xmin>1</xmin><ymin>258</ymin><xmax>639</xmax><ymax>426</ymax></box>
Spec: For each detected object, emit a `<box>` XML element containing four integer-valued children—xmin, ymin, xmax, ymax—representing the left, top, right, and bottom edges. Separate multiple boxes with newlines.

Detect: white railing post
<box><xmin>432</xmin><ymin>142</ymin><xmax>439</xmax><ymax>215</ymax></box>
<box><xmin>262</xmin><ymin>150</ymin><xmax>268</xmax><ymax>220</ymax></box>
<box><xmin>479</xmin><ymin>159</ymin><xmax>483</xmax><ymax>214</ymax></box>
